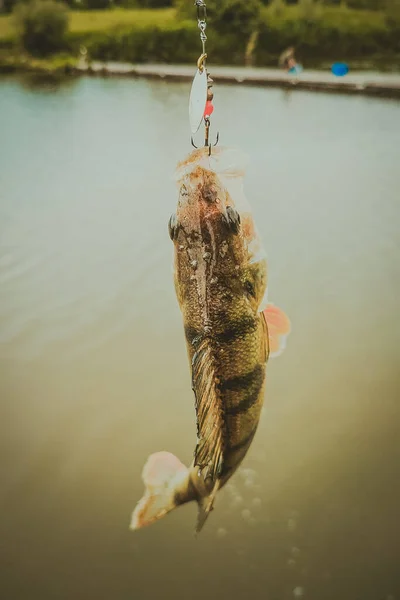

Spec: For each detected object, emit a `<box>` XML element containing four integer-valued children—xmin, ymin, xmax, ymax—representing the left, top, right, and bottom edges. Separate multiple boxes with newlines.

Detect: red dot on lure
<box><xmin>204</xmin><ymin>101</ymin><xmax>214</xmax><ymax>117</ymax></box>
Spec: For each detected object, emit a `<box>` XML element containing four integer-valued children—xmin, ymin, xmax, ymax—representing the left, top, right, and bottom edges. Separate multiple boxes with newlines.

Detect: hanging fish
<box><xmin>130</xmin><ymin>146</ymin><xmax>291</xmax><ymax>534</ymax></box>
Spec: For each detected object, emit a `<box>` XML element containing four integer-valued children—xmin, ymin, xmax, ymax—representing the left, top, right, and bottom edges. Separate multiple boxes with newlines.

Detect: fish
<box><xmin>130</xmin><ymin>146</ymin><xmax>290</xmax><ymax>534</ymax></box>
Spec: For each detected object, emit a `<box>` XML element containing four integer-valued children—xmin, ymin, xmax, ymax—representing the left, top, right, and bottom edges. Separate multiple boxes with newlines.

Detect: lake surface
<box><xmin>0</xmin><ymin>74</ymin><xmax>399</xmax><ymax>600</ymax></box>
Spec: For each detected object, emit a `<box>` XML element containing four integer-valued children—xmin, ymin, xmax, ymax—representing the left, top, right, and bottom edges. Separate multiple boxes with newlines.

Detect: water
<box><xmin>0</xmin><ymin>75</ymin><xmax>400</xmax><ymax>600</ymax></box>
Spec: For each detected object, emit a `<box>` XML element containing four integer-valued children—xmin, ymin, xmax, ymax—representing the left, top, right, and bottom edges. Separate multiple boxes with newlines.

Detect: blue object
<box><xmin>332</xmin><ymin>62</ymin><xmax>349</xmax><ymax>77</ymax></box>
<box><xmin>288</xmin><ymin>64</ymin><xmax>303</xmax><ymax>75</ymax></box>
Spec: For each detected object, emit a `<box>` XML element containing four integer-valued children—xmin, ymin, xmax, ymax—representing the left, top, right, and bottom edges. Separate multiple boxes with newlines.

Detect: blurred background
<box><xmin>0</xmin><ymin>0</ymin><xmax>400</xmax><ymax>72</ymax></box>
<box><xmin>1</xmin><ymin>2</ymin><xmax>400</xmax><ymax>600</ymax></box>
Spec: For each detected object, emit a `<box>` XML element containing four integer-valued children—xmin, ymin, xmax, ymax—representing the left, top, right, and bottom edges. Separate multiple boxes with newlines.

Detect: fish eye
<box><xmin>225</xmin><ymin>206</ymin><xmax>241</xmax><ymax>235</ymax></box>
<box><xmin>168</xmin><ymin>213</ymin><xmax>179</xmax><ymax>241</ymax></box>
<box><xmin>244</xmin><ymin>280</ymin><xmax>256</xmax><ymax>298</ymax></box>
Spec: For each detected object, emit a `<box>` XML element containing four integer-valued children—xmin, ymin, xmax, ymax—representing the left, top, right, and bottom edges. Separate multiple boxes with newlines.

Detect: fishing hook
<box><xmin>204</xmin><ymin>117</ymin><xmax>219</xmax><ymax>156</ymax></box>
<box><xmin>190</xmin><ymin>129</ymin><xmax>219</xmax><ymax>155</ymax></box>
<box><xmin>207</xmin><ymin>132</ymin><xmax>220</xmax><ymax>156</ymax></box>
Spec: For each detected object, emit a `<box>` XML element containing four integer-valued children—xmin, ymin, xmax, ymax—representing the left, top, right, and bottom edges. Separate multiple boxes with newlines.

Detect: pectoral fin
<box><xmin>263</xmin><ymin>303</ymin><xmax>291</xmax><ymax>358</ymax></box>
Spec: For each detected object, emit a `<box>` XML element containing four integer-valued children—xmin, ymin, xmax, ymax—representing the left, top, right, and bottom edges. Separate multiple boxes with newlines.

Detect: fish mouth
<box><xmin>175</xmin><ymin>146</ymin><xmax>249</xmax><ymax>183</ymax></box>
<box><xmin>174</xmin><ymin>147</ymin><xmax>251</xmax><ymax>227</ymax></box>
<box><xmin>177</xmin><ymin>168</ymin><xmax>230</xmax><ymax>224</ymax></box>
<box><xmin>173</xmin><ymin>147</ymin><xmax>249</xmax><ymax>244</ymax></box>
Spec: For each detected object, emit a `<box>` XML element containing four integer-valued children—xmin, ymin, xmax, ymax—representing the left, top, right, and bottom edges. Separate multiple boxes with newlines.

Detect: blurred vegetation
<box><xmin>268</xmin><ymin>0</ymin><xmax>287</xmax><ymax>18</ymax></box>
<box><xmin>14</xmin><ymin>0</ymin><xmax>69</xmax><ymax>55</ymax></box>
<box><xmin>174</xmin><ymin>0</ymin><xmax>262</xmax><ymax>36</ymax></box>
<box><xmin>385</xmin><ymin>0</ymin><xmax>400</xmax><ymax>25</ymax></box>
<box><xmin>0</xmin><ymin>0</ymin><xmax>399</xmax><ymax>71</ymax></box>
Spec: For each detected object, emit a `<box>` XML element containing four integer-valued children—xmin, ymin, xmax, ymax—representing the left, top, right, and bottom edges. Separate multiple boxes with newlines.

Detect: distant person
<box><xmin>279</xmin><ymin>47</ymin><xmax>303</xmax><ymax>75</ymax></box>
<box><xmin>78</xmin><ymin>45</ymin><xmax>89</xmax><ymax>70</ymax></box>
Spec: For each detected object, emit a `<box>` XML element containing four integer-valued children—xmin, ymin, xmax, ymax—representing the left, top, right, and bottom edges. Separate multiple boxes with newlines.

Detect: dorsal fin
<box><xmin>191</xmin><ymin>339</ymin><xmax>224</xmax><ymax>482</ymax></box>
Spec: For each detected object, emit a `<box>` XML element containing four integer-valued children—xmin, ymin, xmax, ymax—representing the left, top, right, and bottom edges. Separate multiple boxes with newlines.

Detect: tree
<box><xmin>175</xmin><ymin>0</ymin><xmax>262</xmax><ymax>38</ymax></box>
<box><xmin>385</xmin><ymin>0</ymin><xmax>400</xmax><ymax>25</ymax></box>
<box><xmin>268</xmin><ymin>0</ymin><xmax>286</xmax><ymax>18</ymax></box>
<box><xmin>298</xmin><ymin>0</ymin><xmax>321</xmax><ymax>21</ymax></box>
<box><xmin>14</xmin><ymin>0</ymin><xmax>69</xmax><ymax>55</ymax></box>
<box><xmin>136</xmin><ymin>0</ymin><xmax>173</xmax><ymax>6</ymax></box>
<box><xmin>84</xmin><ymin>0</ymin><xmax>112</xmax><ymax>8</ymax></box>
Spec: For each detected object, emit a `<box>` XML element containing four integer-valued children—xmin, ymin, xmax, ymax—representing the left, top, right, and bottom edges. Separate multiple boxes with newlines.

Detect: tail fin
<box><xmin>130</xmin><ymin>451</ymin><xmax>189</xmax><ymax>531</ymax></box>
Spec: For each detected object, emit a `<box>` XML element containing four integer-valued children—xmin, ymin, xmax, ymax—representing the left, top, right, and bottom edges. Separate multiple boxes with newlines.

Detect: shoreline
<box><xmin>80</xmin><ymin>62</ymin><xmax>400</xmax><ymax>100</ymax></box>
<box><xmin>2</xmin><ymin>59</ymin><xmax>400</xmax><ymax>99</ymax></box>
<box><xmin>74</xmin><ymin>62</ymin><xmax>400</xmax><ymax>100</ymax></box>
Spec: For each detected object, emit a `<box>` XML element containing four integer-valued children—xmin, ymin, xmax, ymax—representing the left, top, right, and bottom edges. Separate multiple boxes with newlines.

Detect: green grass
<box><xmin>0</xmin><ymin>5</ymin><xmax>388</xmax><ymax>41</ymax></box>
<box><xmin>262</xmin><ymin>4</ymin><xmax>386</xmax><ymax>28</ymax></box>
<box><xmin>0</xmin><ymin>5</ymin><xmax>389</xmax><ymax>42</ymax></box>
<box><xmin>0</xmin><ymin>5</ymin><xmax>398</xmax><ymax>70</ymax></box>
<box><xmin>69</xmin><ymin>7</ymin><xmax>174</xmax><ymax>32</ymax></box>
<box><xmin>0</xmin><ymin>7</ymin><xmax>175</xmax><ymax>41</ymax></box>
<box><xmin>321</xmin><ymin>6</ymin><xmax>385</xmax><ymax>27</ymax></box>
<box><xmin>0</xmin><ymin>14</ymin><xmax>13</xmax><ymax>39</ymax></box>
<box><xmin>0</xmin><ymin>48</ymin><xmax>78</xmax><ymax>72</ymax></box>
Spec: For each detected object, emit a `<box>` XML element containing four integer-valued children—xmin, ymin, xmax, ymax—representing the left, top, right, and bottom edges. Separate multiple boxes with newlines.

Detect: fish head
<box><xmin>169</xmin><ymin>147</ymin><xmax>267</xmax><ymax>315</ymax></box>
